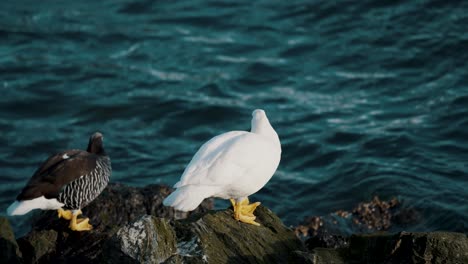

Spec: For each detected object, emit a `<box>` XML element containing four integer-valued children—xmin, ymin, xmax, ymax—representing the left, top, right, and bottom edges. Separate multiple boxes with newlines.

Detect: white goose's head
<box><xmin>252</xmin><ymin>109</ymin><xmax>266</xmax><ymax>123</ymax></box>
<box><xmin>251</xmin><ymin>109</ymin><xmax>281</xmax><ymax>148</ymax></box>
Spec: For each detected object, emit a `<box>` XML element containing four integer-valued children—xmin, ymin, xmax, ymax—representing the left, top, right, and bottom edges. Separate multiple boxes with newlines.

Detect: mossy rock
<box><xmin>0</xmin><ymin>217</ymin><xmax>22</xmax><ymax>264</ymax></box>
<box><xmin>387</xmin><ymin>232</ymin><xmax>468</xmax><ymax>264</ymax></box>
<box><xmin>344</xmin><ymin>231</ymin><xmax>468</xmax><ymax>264</ymax></box>
<box><xmin>103</xmin><ymin>216</ymin><xmax>177</xmax><ymax>263</ymax></box>
<box><xmin>172</xmin><ymin>205</ymin><xmax>305</xmax><ymax>263</ymax></box>
<box><xmin>103</xmin><ymin>205</ymin><xmax>305</xmax><ymax>264</ymax></box>
<box><xmin>17</xmin><ymin>229</ymin><xmax>57</xmax><ymax>264</ymax></box>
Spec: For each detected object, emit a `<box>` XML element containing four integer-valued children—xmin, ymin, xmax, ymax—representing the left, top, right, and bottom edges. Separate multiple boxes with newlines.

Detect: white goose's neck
<box><xmin>251</xmin><ymin>116</ymin><xmax>281</xmax><ymax>148</ymax></box>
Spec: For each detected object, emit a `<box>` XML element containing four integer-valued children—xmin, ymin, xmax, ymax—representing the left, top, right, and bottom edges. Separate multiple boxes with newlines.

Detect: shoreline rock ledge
<box><xmin>103</xmin><ymin>206</ymin><xmax>305</xmax><ymax>263</ymax></box>
<box><xmin>1</xmin><ymin>183</ymin><xmax>468</xmax><ymax>264</ymax></box>
<box><xmin>1</xmin><ymin>183</ymin><xmax>305</xmax><ymax>264</ymax></box>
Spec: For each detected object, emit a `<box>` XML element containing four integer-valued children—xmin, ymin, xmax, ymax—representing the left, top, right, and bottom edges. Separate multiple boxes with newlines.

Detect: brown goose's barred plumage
<box><xmin>58</xmin><ymin>156</ymin><xmax>111</xmax><ymax>210</ymax></box>
<box><xmin>7</xmin><ymin>132</ymin><xmax>111</xmax><ymax>216</ymax></box>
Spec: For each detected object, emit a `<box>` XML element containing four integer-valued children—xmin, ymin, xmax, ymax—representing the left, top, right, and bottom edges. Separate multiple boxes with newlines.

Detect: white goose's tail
<box><xmin>163</xmin><ymin>185</ymin><xmax>216</xmax><ymax>212</ymax></box>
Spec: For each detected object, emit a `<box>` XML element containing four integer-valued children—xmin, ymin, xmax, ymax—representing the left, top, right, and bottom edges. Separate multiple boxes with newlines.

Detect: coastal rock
<box><xmin>103</xmin><ymin>216</ymin><xmax>177</xmax><ymax>264</ymax></box>
<box><xmin>15</xmin><ymin>183</ymin><xmax>212</xmax><ymax>263</ymax></box>
<box><xmin>295</xmin><ymin>196</ymin><xmax>402</xmax><ymax>240</ymax></box>
<box><xmin>352</xmin><ymin>196</ymin><xmax>399</xmax><ymax>231</ymax></box>
<box><xmin>308</xmin><ymin>248</ymin><xmax>347</xmax><ymax>264</ymax></box>
<box><xmin>31</xmin><ymin>183</ymin><xmax>214</xmax><ymax>232</ymax></box>
<box><xmin>17</xmin><ymin>217</ymin><xmax>113</xmax><ymax>263</ymax></box>
<box><xmin>348</xmin><ymin>231</ymin><xmax>468</xmax><ymax>264</ymax></box>
<box><xmin>174</xmin><ymin>205</ymin><xmax>305</xmax><ymax>263</ymax></box>
<box><xmin>305</xmin><ymin>232</ymin><xmax>348</xmax><ymax>250</ymax></box>
<box><xmin>13</xmin><ymin>183</ymin><xmax>304</xmax><ymax>263</ymax></box>
<box><xmin>6</xmin><ymin>184</ymin><xmax>468</xmax><ymax>264</ymax></box>
<box><xmin>103</xmin><ymin>205</ymin><xmax>306</xmax><ymax>263</ymax></box>
<box><xmin>16</xmin><ymin>229</ymin><xmax>58</xmax><ymax>264</ymax></box>
<box><xmin>0</xmin><ymin>217</ymin><xmax>22</xmax><ymax>264</ymax></box>
<box><xmin>308</xmin><ymin>231</ymin><xmax>468</xmax><ymax>264</ymax></box>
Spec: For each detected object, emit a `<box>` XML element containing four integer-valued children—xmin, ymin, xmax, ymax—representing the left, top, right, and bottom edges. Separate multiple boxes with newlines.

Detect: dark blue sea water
<box><xmin>1</xmin><ymin>0</ymin><xmax>467</xmax><ymax>235</ymax></box>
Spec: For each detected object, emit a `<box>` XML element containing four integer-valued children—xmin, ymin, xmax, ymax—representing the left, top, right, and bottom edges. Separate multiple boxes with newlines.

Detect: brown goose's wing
<box><xmin>17</xmin><ymin>150</ymin><xmax>98</xmax><ymax>200</ymax></box>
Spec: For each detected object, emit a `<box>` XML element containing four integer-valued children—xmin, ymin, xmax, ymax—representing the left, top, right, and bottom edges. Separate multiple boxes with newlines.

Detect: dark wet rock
<box><xmin>13</xmin><ymin>183</ymin><xmax>304</xmax><ymax>263</ymax></box>
<box><xmin>309</xmin><ymin>232</ymin><xmax>468</xmax><ymax>264</ymax></box>
<box><xmin>290</xmin><ymin>250</ymin><xmax>315</xmax><ymax>264</ymax></box>
<box><xmin>352</xmin><ymin>196</ymin><xmax>399</xmax><ymax>231</ymax></box>
<box><xmin>103</xmin><ymin>205</ymin><xmax>306</xmax><ymax>264</ymax></box>
<box><xmin>305</xmin><ymin>231</ymin><xmax>348</xmax><ymax>250</ymax></box>
<box><xmin>15</xmin><ymin>183</ymin><xmax>212</xmax><ymax>264</ymax></box>
<box><xmin>16</xmin><ymin>229</ymin><xmax>58</xmax><ymax>264</ymax></box>
<box><xmin>309</xmin><ymin>248</ymin><xmax>347</xmax><ymax>264</ymax></box>
<box><xmin>103</xmin><ymin>216</ymin><xmax>177</xmax><ymax>264</ymax></box>
<box><xmin>349</xmin><ymin>231</ymin><xmax>468</xmax><ymax>264</ymax></box>
<box><xmin>388</xmin><ymin>232</ymin><xmax>468</xmax><ymax>264</ymax></box>
<box><xmin>391</xmin><ymin>207</ymin><xmax>421</xmax><ymax>226</ymax></box>
<box><xmin>8</xmin><ymin>186</ymin><xmax>468</xmax><ymax>264</ymax></box>
<box><xmin>0</xmin><ymin>217</ymin><xmax>22</xmax><ymax>264</ymax></box>
<box><xmin>32</xmin><ymin>183</ymin><xmax>214</xmax><ymax>232</ymax></box>
<box><xmin>17</xmin><ymin>216</ymin><xmax>113</xmax><ymax>263</ymax></box>
<box><xmin>295</xmin><ymin>196</ymin><xmax>403</xmax><ymax>241</ymax></box>
<box><xmin>174</xmin><ymin>206</ymin><xmax>305</xmax><ymax>263</ymax></box>
<box><xmin>295</xmin><ymin>216</ymin><xmax>324</xmax><ymax>237</ymax></box>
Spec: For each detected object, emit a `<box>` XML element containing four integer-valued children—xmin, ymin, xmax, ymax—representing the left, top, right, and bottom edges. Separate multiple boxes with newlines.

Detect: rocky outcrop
<box><xmin>295</xmin><ymin>196</ymin><xmax>410</xmax><ymax>239</ymax></box>
<box><xmin>0</xmin><ymin>217</ymin><xmax>22</xmax><ymax>264</ymax></box>
<box><xmin>4</xmin><ymin>184</ymin><xmax>468</xmax><ymax>264</ymax></box>
<box><xmin>103</xmin><ymin>206</ymin><xmax>305</xmax><ymax>263</ymax></box>
<box><xmin>308</xmin><ymin>231</ymin><xmax>468</xmax><ymax>264</ymax></box>
<box><xmin>8</xmin><ymin>183</ymin><xmax>304</xmax><ymax>263</ymax></box>
<box><xmin>13</xmin><ymin>205</ymin><xmax>304</xmax><ymax>263</ymax></box>
<box><xmin>103</xmin><ymin>216</ymin><xmax>177</xmax><ymax>264</ymax></box>
<box><xmin>294</xmin><ymin>195</ymin><xmax>424</xmax><ymax>255</ymax></box>
<box><xmin>14</xmin><ymin>183</ymin><xmax>213</xmax><ymax>264</ymax></box>
<box><xmin>31</xmin><ymin>183</ymin><xmax>214</xmax><ymax>232</ymax></box>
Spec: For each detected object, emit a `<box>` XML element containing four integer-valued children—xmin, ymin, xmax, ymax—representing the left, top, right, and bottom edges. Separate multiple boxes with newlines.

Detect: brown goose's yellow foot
<box><xmin>57</xmin><ymin>208</ymin><xmax>73</xmax><ymax>220</ymax></box>
<box><xmin>76</xmin><ymin>217</ymin><xmax>90</xmax><ymax>224</ymax></box>
<box><xmin>69</xmin><ymin>210</ymin><xmax>93</xmax><ymax>231</ymax></box>
<box><xmin>230</xmin><ymin>198</ymin><xmax>261</xmax><ymax>226</ymax></box>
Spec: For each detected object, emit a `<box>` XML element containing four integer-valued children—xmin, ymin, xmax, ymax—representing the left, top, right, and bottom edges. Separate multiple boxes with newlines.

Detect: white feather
<box><xmin>7</xmin><ymin>196</ymin><xmax>64</xmax><ymax>216</ymax></box>
<box><xmin>164</xmin><ymin>109</ymin><xmax>281</xmax><ymax>212</ymax></box>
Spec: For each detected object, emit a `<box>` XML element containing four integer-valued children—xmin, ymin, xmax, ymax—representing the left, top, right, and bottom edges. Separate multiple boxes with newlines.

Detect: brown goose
<box><xmin>6</xmin><ymin>132</ymin><xmax>111</xmax><ymax>231</ymax></box>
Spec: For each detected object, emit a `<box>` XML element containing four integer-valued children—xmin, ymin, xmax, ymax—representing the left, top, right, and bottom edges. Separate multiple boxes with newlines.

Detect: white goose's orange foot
<box><xmin>230</xmin><ymin>198</ymin><xmax>261</xmax><ymax>226</ymax></box>
<box><xmin>57</xmin><ymin>208</ymin><xmax>73</xmax><ymax>220</ymax></box>
<box><xmin>69</xmin><ymin>209</ymin><xmax>93</xmax><ymax>231</ymax></box>
<box><xmin>239</xmin><ymin>198</ymin><xmax>261</xmax><ymax>217</ymax></box>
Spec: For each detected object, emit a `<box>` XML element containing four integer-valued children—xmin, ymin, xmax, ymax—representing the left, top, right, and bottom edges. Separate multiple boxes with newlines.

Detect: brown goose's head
<box><xmin>87</xmin><ymin>132</ymin><xmax>106</xmax><ymax>155</ymax></box>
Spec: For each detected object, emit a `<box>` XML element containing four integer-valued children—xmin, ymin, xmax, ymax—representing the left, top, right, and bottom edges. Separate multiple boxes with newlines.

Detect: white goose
<box><xmin>163</xmin><ymin>109</ymin><xmax>281</xmax><ymax>225</ymax></box>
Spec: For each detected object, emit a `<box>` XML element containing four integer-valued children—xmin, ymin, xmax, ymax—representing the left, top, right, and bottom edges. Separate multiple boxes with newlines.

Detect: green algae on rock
<box><xmin>171</xmin><ymin>206</ymin><xmax>305</xmax><ymax>263</ymax></box>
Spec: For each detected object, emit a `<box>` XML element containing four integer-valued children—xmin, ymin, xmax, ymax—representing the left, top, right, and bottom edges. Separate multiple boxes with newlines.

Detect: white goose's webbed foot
<box><xmin>230</xmin><ymin>198</ymin><xmax>261</xmax><ymax>226</ymax></box>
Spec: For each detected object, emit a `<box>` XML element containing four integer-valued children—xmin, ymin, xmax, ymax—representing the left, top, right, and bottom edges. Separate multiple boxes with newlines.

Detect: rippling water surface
<box><xmin>1</xmin><ymin>0</ymin><xmax>467</xmax><ymax>235</ymax></box>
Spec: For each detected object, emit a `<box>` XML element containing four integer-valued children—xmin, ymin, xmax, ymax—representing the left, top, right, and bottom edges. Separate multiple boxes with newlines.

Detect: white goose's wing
<box><xmin>174</xmin><ymin>131</ymin><xmax>276</xmax><ymax>188</ymax></box>
<box><xmin>174</xmin><ymin>131</ymin><xmax>245</xmax><ymax>188</ymax></box>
